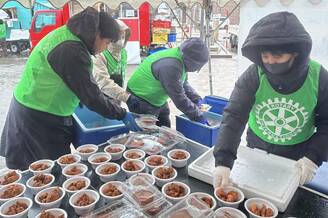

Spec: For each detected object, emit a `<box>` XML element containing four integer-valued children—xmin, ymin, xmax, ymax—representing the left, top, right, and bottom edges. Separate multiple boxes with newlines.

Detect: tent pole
<box><xmin>204</xmin><ymin>0</ymin><xmax>213</xmax><ymax>95</ymax></box>
<box><xmin>200</xmin><ymin>8</ymin><xmax>205</xmax><ymax>40</ymax></box>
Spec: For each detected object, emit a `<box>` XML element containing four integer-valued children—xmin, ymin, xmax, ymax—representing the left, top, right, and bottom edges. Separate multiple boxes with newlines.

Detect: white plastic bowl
<box><xmin>167</xmin><ymin>149</ymin><xmax>191</xmax><ymax>168</ymax></box>
<box><xmin>162</xmin><ymin>181</ymin><xmax>191</xmax><ymax>203</ymax></box>
<box><xmin>29</xmin><ymin>159</ymin><xmax>54</xmax><ymax>175</ymax></box>
<box><xmin>62</xmin><ymin>176</ymin><xmax>91</xmax><ymax>195</ymax></box>
<box><xmin>99</xmin><ymin>181</ymin><xmax>123</xmax><ymax>204</ymax></box>
<box><xmin>123</xmin><ymin>149</ymin><xmax>146</xmax><ymax>160</ymax></box>
<box><xmin>26</xmin><ymin>173</ymin><xmax>55</xmax><ymax>195</ymax></box>
<box><xmin>129</xmin><ymin>173</ymin><xmax>156</xmax><ymax>186</ymax></box>
<box><xmin>214</xmin><ymin>186</ymin><xmax>245</xmax><ymax>208</ymax></box>
<box><xmin>87</xmin><ymin>152</ymin><xmax>111</xmax><ymax>170</ymax></box>
<box><xmin>95</xmin><ymin>163</ymin><xmax>120</xmax><ymax>183</ymax></box>
<box><xmin>0</xmin><ymin>171</ymin><xmax>22</xmax><ymax>188</ymax></box>
<box><xmin>35</xmin><ymin>208</ymin><xmax>68</xmax><ymax>218</ymax></box>
<box><xmin>104</xmin><ymin>144</ymin><xmax>126</xmax><ymax>161</ymax></box>
<box><xmin>35</xmin><ymin>186</ymin><xmax>65</xmax><ymax>209</ymax></box>
<box><xmin>57</xmin><ymin>153</ymin><xmax>81</xmax><ymax>169</ymax></box>
<box><xmin>76</xmin><ymin>144</ymin><xmax>99</xmax><ymax>161</ymax></box>
<box><xmin>189</xmin><ymin>192</ymin><xmax>217</xmax><ymax>210</ymax></box>
<box><xmin>215</xmin><ymin>207</ymin><xmax>247</xmax><ymax>218</ymax></box>
<box><xmin>244</xmin><ymin>198</ymin><xmax>278</xmax><ymax>218</ymax></box>
<box><xmin>62</xmin><ymin>163</ymin><xmax>88</xmax><ymax>179</ymax></box>
<box><xmin>0</xmin><ymin>197</ymin><xmax>32</xmax><ymax>218</ymax></box>
<box><xmin>144</xmin><ymin>155</ymin><xmax>168</xmax><ymax>171</ymax></box>
<box><xmin>0</xmin><ymin>183</ymin><xmax>26</xmax><ymax>204</ymax></box>
<box><xmin>69</xmin><ymin>189</ymin><xmax>100</xmax><ymax>216</ymax></box>
<box><xmin>152</xmin><ymin>166</ymin><xmax>177</xmax><ymax>187</ymax></box>
<box><xmin>121</xmin><ymin>160</ymin><xmax>145</xmax><ymax>178</ymax></box>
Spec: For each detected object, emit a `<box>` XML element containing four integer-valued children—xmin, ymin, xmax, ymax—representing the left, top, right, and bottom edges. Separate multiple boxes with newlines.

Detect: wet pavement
<box><xmin>0</xmin><ymin>55</ymin><xmax>239</xmax><ymax>169</ymax></box>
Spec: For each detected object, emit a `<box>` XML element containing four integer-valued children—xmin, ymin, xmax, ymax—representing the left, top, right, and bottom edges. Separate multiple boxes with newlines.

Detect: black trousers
<box><xmin>0</xmin><ymin>97</ymin><xmax>74</xmax><ymax>170</ymax></box>
<box><xmin>126</xmin><ymin>93</ymin><xmax>171</xmax><ymax>127</ymax></box>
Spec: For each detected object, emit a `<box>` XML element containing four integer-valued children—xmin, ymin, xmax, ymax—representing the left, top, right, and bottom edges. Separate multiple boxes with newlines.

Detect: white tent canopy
<box><xmin>0</xmin><ymin>0</ymin><xmax>240</xmax><ymax>9</ymax></box>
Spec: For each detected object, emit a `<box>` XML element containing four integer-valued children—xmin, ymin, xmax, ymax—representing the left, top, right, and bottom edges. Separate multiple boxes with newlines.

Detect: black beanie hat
<box><xmin>98</xmin><ymin>12</ymin><xmax>120</xmax><ymax>42</ymax></box>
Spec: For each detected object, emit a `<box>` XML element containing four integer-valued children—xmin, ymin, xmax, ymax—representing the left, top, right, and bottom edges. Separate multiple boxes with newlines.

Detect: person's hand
<box><xmin>126</xmin><ymin>94</ymin><xmax>139</xmax><ymax>110</ymax></box>
<box><xmin>199</xmin><ymin>116</ymin><xmax>210</xmax><ymax>126</ymax></box>
<box><xmin>295</xmin><ymin>157</ymin><xmax>318</xmax><ymax>185</ymax></box>
<box><xmin>197</xmin><ymin>98</ymin><xmax>204</xmax><ymax>107</ymax></box>
<box><xmin>122</xmin><ymin>112</ymin><xmax>141</xmax><ymax>132</ymax></box>
<box><xmin>213</xmin><ymin>166</ymin><xmax>231</xmax><ymax>188</ymax></box>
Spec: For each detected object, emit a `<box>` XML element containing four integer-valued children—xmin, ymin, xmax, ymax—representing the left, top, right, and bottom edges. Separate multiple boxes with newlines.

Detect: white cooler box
<box><xmin>188</xmin><ymin>146</ymin><xmax>300</xmax><ymax>212</ymax></box>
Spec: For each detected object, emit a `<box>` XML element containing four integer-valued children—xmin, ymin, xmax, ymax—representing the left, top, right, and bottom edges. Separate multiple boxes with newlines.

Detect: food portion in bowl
<box><xmin>249</xmin><ymin>203</ymin><xmax>274</xmax><ymax>217</ymax></box>
<box><xmin>39</xmin><ymin>209</ymin><xmax>65</xmax><ymax>218</ymax></box>
<box><xmin>106</xmin><ymin>147</ymin><xmax>123</xmax><ymax>153</ymax></box>
<box><xmin>31</xmin><ymin>174</ymin><xmax>53</xmax><ymax>187</ymax></box>
<box><xmin>102</xmin><ymin>183</ymin><xmax>122</xmax><ymax>197</ymax></box>
<box><xmin>154</xmin><ymin>167</ymin><xmax>175</xmax><ymax>179</ymax></box>
<box><xmin>78</xmin><ymin>147</ymin><xmax>96</xmax><ymax>154</ymax></box>
<box><xmin>75</xmin><ymin>194</ymin><xmax>95</xmax><ymax>207</ymax></box>
<box><xmin>0</xmin><ymin>184</ymin><xmax>23</xmax><ymax>199</ymax></box>
<box><xmin>4</xmin><ymin>200</ymin><xmax>28</xmax><ymax>215</ymax></box>
<box><xmin>147</xmin><ymin>156</ymin><xmax>164</xmax><ymax>166</ymax></box>
<box><xmin>0</xmin><ymin>171</ymin><xmax>20</xmax><ymax>185</ymax></box>
<box><xmin>165</xmin><ymin>183</ymin><xmax>186</xmax><ymax>198</ymax></box>
<box><xmin>30</xmin><ymin>163</ymin><xmax>50</xmax><ymax>171</ymax></box>
<box><xmin>170</xmin><ymin>150</ymin><xmax>187</xmax><ymax>160</ymax></box>
<box><xmin>38</xmin><ymin>187</ymin><xmax>61</xmax><ymax>203</ymax></box>
<box><xmin>67</xmin><ymin>180</ymin><xmax>86</xmax><ymax>192</ymax></box>
<box><xmin>215</xmin><ymin>188</ymin><xmax>239</xmax><ymax>202</ymax></box>
<box><xmin>99</xmin><ymin>165</ymin><xmax>118</xmax><ymax>175</ymax></box>
<box><xmin>65</xmin><ymin>166</ymin><xmax>82</xmax><ymax>176</ymax></box>
<box><xmin>58</xmin><ymin>155</ymin><xmax>78</xmax><ymax>165</ymax></box>
<box><xmin>91</xmin><ymin>156</ymin><xmax>109</xmax><ymax>164</ymax></box>
<box><xmin>123</xmin><ymin>161</ymin><xmax>142</xmax><ymax>171</ymax></box>
<box><xmin>126</xmin><ymin>152</ymin><xmax>142</xmax><ymax>159</ymax></box>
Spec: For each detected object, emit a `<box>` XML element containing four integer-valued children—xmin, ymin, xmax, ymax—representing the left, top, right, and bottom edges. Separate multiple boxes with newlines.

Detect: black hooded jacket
<box><xmin>150</xmin><ymin>38</ymin><xmax>209</xmax><ymax>122</ymax></box>
<box><xmin>47</xmin><ymin>7</ymin><xmax>126</xmax><ymax>120</ymax></box>
<box><xmin>213</xmin><ymin>12</ymin><xmax>328</xmax><ymax>168</ymax></box>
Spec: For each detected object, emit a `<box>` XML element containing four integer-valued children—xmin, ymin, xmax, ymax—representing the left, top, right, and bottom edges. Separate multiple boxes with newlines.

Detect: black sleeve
<box><xmin>213</xmin><ymin>64</ymin><xmax>259</xmax><ymax>168</ymax></box>
<box><xmin>305</xmin><ymin>66</ymin><xmax>328</xmax><ymax>166</ymax></box>
<box><xmin>47</xmin><ymin>41</ymin><xmax>126</xmax><ymax>120</ymax></box>
<box><xmin>152</xmin><ymin>58</ymin><xmax>204</xmax><ymax>121</ymax></box>
<box><xmin>183</xmin><ymin>79</ymin><xmax>202</xmax><ymax>104</ymax></box>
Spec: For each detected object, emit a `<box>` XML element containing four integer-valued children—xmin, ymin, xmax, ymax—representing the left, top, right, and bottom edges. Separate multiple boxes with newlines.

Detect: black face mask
<box><xmin>264</xmin><ymin>58</ymin><xmax>294</xmax><ymax>75</ymax></box>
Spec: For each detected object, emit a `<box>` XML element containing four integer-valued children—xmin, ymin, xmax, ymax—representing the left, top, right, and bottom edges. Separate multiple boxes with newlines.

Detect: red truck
<box><xmin>29</xmin><ymin>3</ymin><xmax>151</xmax><ymax>51</ymax></box>
<box><xmin>29</xmin><ymin>3</ymin><xmax>70</xmax><ymax>51</ymax></box>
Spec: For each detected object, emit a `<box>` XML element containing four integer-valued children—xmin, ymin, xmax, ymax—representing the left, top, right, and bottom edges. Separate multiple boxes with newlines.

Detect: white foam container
<box><xmin>188</xmin><ymin>146</ymin><xmax>300</xmax><ymax>212</ymax></box>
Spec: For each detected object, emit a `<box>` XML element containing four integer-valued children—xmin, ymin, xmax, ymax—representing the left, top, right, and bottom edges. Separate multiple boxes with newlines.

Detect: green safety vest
<box><xmin>14</xmin><ymin>25</ymin><xmax>84</xmax><ymax>116</ymax></box>
<box><xmin>127</xmin><ymin>48</ymin><xmax>187</xmax><ymax>107</ymax></box>
<box><xmin>248</xmin><ymin>60</ymin><xmax>321</xmax><ymax>145</ymax></box>
<box><xmin>0</xmin><ymin>23</ymin><xmax>6</xmax><ymax>39</ymax></box>
<box><xmin>102</xmin><ymin>48</ymin><xmax>127</xmax><ymax>86</ymax></box>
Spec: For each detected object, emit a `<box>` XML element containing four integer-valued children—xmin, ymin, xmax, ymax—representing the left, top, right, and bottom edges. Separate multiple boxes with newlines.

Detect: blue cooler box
<box><xmin>176</xmin><ymin>111</ymin><xmax>222</xmax><ymax>147</ymax></box>
<box><xmin>72</xmin><ymin>106</ymin><xmax>129</xmax><ymax>146</ymax></box>
<box><xmin>204</xmin><ymin>95</ymin><xmax>228</xmax><ymax>114</ymax></box>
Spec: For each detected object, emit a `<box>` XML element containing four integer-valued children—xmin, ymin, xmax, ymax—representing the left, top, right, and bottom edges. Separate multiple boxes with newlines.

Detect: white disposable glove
<box><xmin>212</xmin><ymin>166</ymin><xmax>231</xmax><ymax>188</ymax></box>
<box><xmin>295</xmin><ymin>157</ymin><xmax>318</xmax><ymax>185</ymax></box>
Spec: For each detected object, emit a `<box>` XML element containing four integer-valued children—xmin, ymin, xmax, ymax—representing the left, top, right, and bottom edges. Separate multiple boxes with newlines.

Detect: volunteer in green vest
<box><xmin>213</xmin><ymin>12</ymin><xmax>328</xmax><ymax>188</ymax></box>
<box><xmin>0</xmin><ymin>8</ymin><xmax>140</xmax><ymax>170</ymax></box>
<box><xmin>127</xmin><ymin>37</ymin><xmax>209</xmax><ymax>127</ymax></box>
<box><xmin>92</xmin><ymin>19</ymin><xmax>138</xmax><ymax>107</ymax></box>
<box><xmin>0</xmin><ymin>19</ymin><xmax>8</xmax><ymax>56</ymax></box>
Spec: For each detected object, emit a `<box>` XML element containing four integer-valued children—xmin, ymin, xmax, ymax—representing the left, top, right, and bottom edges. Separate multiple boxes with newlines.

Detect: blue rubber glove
<box><xmin>199</xmin><ymin>116</ymin><xmax>210</xmax><ymax>126</ymax></box>
<box><xmin>122</xmin><ymin>112</ymin><xmax>142</xmax><ymax>132</ymax></box>
<box><xmin>197</xmin><ymin>98</ymin><xmax>204</xmax><ymax>107</ymax></box>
